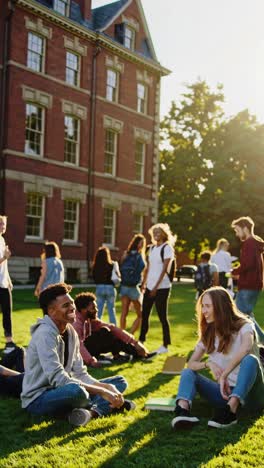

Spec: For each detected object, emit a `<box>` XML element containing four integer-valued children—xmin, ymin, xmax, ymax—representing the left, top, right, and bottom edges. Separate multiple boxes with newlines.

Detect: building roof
<box><xmin>92</xmin><ymin>0</ymin><xmax>130</xmax><ymax>31</ymax></box>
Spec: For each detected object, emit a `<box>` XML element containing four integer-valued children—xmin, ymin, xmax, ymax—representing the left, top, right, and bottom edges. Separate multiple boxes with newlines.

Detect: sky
<box><xmin>92</xmin><ymin>0</ymin><xmax>264</xmax><ymax>123</ymax></box>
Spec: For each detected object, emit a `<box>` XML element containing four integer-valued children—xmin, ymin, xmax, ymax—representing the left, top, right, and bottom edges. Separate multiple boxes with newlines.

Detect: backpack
<box><xmin>120</xmin><ymin>252</ymin><xmax>141</xmax><ymax>286</ymax></box>
<box><xmin>148</xmin><ymin>243</ymin><xmax>176</xmax><ymax>282</ymax></box>
<box><xmin>194</xmin><ymin>264</ymin><xmax>212</xmax><ymax>292</ymax></box>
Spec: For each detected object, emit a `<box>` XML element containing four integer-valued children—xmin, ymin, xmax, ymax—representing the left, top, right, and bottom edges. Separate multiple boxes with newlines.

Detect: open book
<box><xmin>145</xmin><ymin>397</ymin><xmax>176</xmax><ymax>411</ymax></box>
<box><xmin>162</xmin><ymin>355</ymin><xmax>187</xmax><ymax>375</ymax></box>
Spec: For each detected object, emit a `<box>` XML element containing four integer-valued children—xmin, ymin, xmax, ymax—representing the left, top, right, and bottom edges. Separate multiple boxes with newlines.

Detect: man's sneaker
<box><xmin>3</xmin><ymin>342</ymin><xmax>16</xmax><ymax>354</ymax></box>
<box><xmin>155</xmin><ymin>345</ymin><xmax>168</xmax><ymax>354</ymax></box>
<box><xmin>114</xmin><ymin>399</ymin><xmax>136</xmax><ymax>413</ymax></box>
<box><xmin>208</xmin><ymin>406</ymin><xmax>237</xmax><ymax>429</ymax></box>
<box><xmin>171</xmin><ymin>404</ymin><xmax>199</xmax><ymax>430</ymax></box>
<box><xmin>142</xmin><ymin>351</ymin><xmax>158</xmax><ymax>361</ymax></box>
<box><xmin>68</xmin><ymin>408</ymin><xmax>92</xmax><ymax>426</ymax></box>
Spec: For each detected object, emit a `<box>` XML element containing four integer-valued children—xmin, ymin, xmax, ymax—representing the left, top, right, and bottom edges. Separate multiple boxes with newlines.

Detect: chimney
<box><xmin>78</xmin><ymin>0</ymin><xmax>92</xmax><ymax>21</ymax></box>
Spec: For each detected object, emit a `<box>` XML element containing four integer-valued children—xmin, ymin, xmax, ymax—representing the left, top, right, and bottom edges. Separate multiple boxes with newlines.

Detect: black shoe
<box><xmin>113</xmin><ymin>354</ymin><xmax>132</xmax><ymax>363</ymax></box>
<box><xmin>208</xmin><ymin>405</ymin><xmax>237</xmax><ymax>428</ymax></box>
<box><xmin>171</xmin><ymin>404</ymin><xmax>199</xmax><ymax>430</ymax></box>
<box><xmin>3</xmin><ymin>342</ymin><xmax>17</xmax><ymax>354</ymax></box>
<box><xmin>112</xmin><ymin>399</ymin><xmax>136</xmax><ymax>413</ymax></box>
<box><xmin>142</xmin><ymin>351</ymin><xmax>158</xmax><ymax>361</ymax></box>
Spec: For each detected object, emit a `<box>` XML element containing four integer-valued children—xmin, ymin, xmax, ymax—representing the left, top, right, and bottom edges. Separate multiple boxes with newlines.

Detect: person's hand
<box><xmin>219</xmin><ymin>375</ymin><xmax>231</xmax><ymax>400</ymax></box>
<box><xmin>100</xmin><ymin>382</ymin><xmax>120</xmax><ymax>394</ymax></box>
<box><xmin>208</xmin><ymin>361</ymin><xmax>224</xmax><ymax>381</ymax></box>
<box><xmin>140</xmin><ymin>283</ymin><xmax>146</xmax><ymax>293</ymax></box>
<box><xmin>34</xmin><ymin>287</ymin><xmax>40</xmax><ymax>297</ymax></box>
<box><xmin>135</xmin><ymin>341</ymin><xmax>148</xmax><ymax>357</ymax></box>
<box><xmin>149</xmin><ymin>288</ymin><xmax>157</xmax><ymax>297</ymax></box>
<box><xmin>4</xmin><ymin>246</ymin><xmax>11</xmax><ymax>260</ymax></box>
<box><xmin>101</xmin><ymin>389</ymin><xmax>124</xmax><ymax>408</ymax></box>
<box><xmin>90</xmin><ymin>360</ymin><xmax>102</xmax><ymax>368</ymax></box>
<box><xmin>231</xmin><ymin>274</ymin><xmax>239</xmax><ymax>280</ymax></box>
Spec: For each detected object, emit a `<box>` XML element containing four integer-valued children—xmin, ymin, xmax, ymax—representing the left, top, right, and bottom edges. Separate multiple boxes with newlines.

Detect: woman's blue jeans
<box><xmin>96</xmin><ymin>284</ymin><xmax>117</xmax><ymax>325</ymax></box>
<box><xmin>27</xmin><ymin>376</ymin><xmax>127</xmax><ymax>417</ymax></box>
<box><xmin>177</xmin><ymin>354</ymin><xmax>264</xmax><ymax>409</ymax></box>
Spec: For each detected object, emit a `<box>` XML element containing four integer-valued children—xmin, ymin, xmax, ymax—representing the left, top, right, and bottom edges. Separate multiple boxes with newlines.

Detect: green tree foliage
<box><xmin>159</xmin><ymin>81</ymin><xmax>264</xmax><ymax>255</ymax></box>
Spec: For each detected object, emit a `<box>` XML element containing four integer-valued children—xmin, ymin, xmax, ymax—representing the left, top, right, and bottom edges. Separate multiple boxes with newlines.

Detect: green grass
<box><xmin>0</xmin><ymin>285</ymin><xmax>264</xmax><ymax>467</ymax></box>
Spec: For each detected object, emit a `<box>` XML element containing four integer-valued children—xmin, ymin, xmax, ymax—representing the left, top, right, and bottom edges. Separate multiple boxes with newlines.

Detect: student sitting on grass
<box><xmin>21</xmin><ymin>283</ymin><xmax>135</xmax><ymax>427</ymax></box>
<box><xmin>73</xmin><ymin>292</ymin><xmax>156</xmax><ymax>367</ymax></box>
<box><xmin>172</xmin><ymin>286</ymin><xmax>264</xmax><ymax>430</ymax></box>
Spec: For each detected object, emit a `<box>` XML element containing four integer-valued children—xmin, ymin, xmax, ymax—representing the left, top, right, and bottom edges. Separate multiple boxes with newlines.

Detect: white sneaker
<box><xmin>68</xmin><ymin>408</ymin><xmax>92</xmax><ymax>426</ymax></box>
<box><xmin>155</xmin><ymin>345</ymin><xmax>168</xmax><ymax>354</ymax></box>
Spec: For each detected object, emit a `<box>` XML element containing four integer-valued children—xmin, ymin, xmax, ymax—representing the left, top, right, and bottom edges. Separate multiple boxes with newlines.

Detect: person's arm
<box><xmin>187</xmin><ymin>346</ymin><xmax>207</xmax><ymax>371</ymax></box>
<box><xmin>219</xmin><ymin>331</ymin><xmax>254</xmax><ymax>399</ymax></box>
<box><xmin>212</xmin><ymin>270</ymin><xmax>219</xmax><ymax>286</ymax></box>
<box><xmin>81</xmin><ymin>381</ymin><xmax>124</xmax><ymax>408</ymax></box>
<box><xmin>0</xmin><ymin>365</ymin><xmax>20</xmax><ymax>377</ymax></box>
<box><xmin>0</xmin><ymin>245</ymin><xmax>11</xmax><ymax>265</ymax></box>
<box><xmin>140</xmin><ymin>262</ymin><xmax>149</xmax><ymax>291</ymax></box>
<box><xmin>34</xmin><ymin>260</ymin><xmax>47</xmax><ymax>297</ymax></box>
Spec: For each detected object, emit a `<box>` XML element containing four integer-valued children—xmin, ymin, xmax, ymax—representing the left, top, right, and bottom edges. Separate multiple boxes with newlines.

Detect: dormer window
<box><xmin>54</xmin><ymin>0</ymin><xmax>69</xmax><ymax>16</ymax></box>
<box><xmin>124</xmin><ymin>26</ymin><xmax>135</xmax><ymax>50</ymax></box>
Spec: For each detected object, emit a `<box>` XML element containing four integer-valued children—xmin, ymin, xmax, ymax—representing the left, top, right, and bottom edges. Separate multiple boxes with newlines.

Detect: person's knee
<box><xmin>181</xmin><ymin>368</ymin><xmax>196</xmax><ymax>379</ymax></box>
<box><xmin>106</xmin><ymin>375</ymin><xmax>128</xmax><ymax>393</ymax></box>
<box><xmin>241</xmin><ymin>354</ymin><xmax>259</xmax><ymax>370</ymax></box>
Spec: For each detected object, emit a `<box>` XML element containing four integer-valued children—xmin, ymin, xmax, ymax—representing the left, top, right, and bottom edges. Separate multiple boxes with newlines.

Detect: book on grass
<box><xmin>145</xmin><ymin>397</ymin><xmax>176</xmax><ymax>411</ymax></box>
<box><xmin>162</xmin><ymin>355</ymin><xmax>187</xmax><ymax>375</ymax></box>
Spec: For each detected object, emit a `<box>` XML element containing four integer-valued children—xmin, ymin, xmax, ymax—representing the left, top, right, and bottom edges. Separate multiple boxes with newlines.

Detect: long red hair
<box><xmin>196</xmin><ymin>287</ymin><xmax>250</xmax><ymax>354</ymax></box>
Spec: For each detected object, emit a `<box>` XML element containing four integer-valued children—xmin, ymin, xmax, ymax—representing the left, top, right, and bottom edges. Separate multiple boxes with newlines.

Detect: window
<box><xmin>103</xmin><ymin>207</ymin><xmax>116</xmax><ymax>246</ymax></box>
<box><xmin>124</xmin><ymin>26</ymin><xmax>135</xmax><ymax>50</ymax></box>
<box><xmin>26</xmin><ymin>193</ymin><xmax>44</xmax><ymax>238</ymax></box>
<box><xmin>54</xmin><ymin>0</ymin><xmax>69</xmax><ymax>16</ymax></box>
<box><xmin>133</xmin><ymin>213</ymin><xmax>143</xmax><ymax>234</ymax></box>
<box><xmin>137</xmin><ymin>83</ymin><xmax>147</xmax><ymax>114</ymax></box>
<box><xmin>106</xmin><ymin>69</ymin><xmax>118</xmax><ymax>102</ymax></box>
<box><xmin>27</xmin><ymin>32</ymin><xmax>44</xmax><ymax>72</ymax></box>
<box><xmin>66</xmin><ymin>51</ymin><xmax>80</xmax><ymax>86</ymax></box>
<box><xmin>104</xmin><ymin>129</ymin><xmax>117</xmax><ymax>176</ymax></box>
<box><xmin>25</xmin><ymin>103</ymin><xmax>44</xmax><ymax>156</ymax></box>
<box><xmin>64</xmin><ymin>200</ymin><xmax>79</xmax><ymax>242</ymax></box>
<box><xmin>64</xmin><ymin>116</ymin><xmax>79</xmax><ymax>165</ymax></box>
<box><xmin>135</xmin><ymin>140</ymin><xmax>145</xmax><ymax>183</ymax></box>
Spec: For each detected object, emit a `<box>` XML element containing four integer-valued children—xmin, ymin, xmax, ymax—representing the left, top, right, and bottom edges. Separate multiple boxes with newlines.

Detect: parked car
<box><xmin>176</xmin><ymin>265</ymin><xmax>197</xmax><ymax>282</ymax></box>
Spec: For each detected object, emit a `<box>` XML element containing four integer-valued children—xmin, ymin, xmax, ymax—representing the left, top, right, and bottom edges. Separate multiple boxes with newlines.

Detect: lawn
<box><xmin>0</xmin><ymin>284</ymin><xmax>264</xmax><ymax>467</ymax></box>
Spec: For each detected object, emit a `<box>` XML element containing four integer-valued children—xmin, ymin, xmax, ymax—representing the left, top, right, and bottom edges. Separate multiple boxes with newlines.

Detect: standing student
<box><xmin>0</xmin><ymin>215</ymin><xmax>15</xmax><ymax>354</ymax></box>
<box><xmin>195</xmin><ymin>251</ymin><xmax>219</xmax><ymax>298</ymax></box>
<box><xmin>231</xmin><ymin>216</ymin><xmax>264</xmax><ymax>343</ymax></box>
<box><xmin>120</xmin><ymin>234</ymin><xmax>146</xmax><ymax>334</ymax></box>
<box><xmin>92</xmin><ymin>247</ymin><xmax>120</xmax><ymax>325</ymax></box>
<box><xmin>34</xmin><ymin>242</ymin><xmax>64</xmax><ymax>297</ymax></box>
<box><xmin>171</xmin><ymin>287</ymin><xmax>264</xmax><ymax>430</ymax></box>
<box><xmin>211</xmin><ymin>238</ymin><xmax>232</xmax><ymax>288</ymax></box>
<box><xmin>139</xmin><ymin>223</ymin><xmax>176</xmax><ymax>354</ymax></box>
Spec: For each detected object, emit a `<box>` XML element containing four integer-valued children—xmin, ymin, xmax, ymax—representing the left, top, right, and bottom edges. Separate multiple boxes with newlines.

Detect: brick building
<box><xmin>0</xmin><ymin>0</ymin><xmax>169</xmax><ymax>283</ymax></box>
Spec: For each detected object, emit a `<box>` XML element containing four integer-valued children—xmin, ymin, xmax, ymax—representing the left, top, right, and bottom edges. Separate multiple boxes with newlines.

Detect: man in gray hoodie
<box><xmin>21</xmin><ymin>283</ymin><xmax>134</xmax><ymax>426</ymax></box>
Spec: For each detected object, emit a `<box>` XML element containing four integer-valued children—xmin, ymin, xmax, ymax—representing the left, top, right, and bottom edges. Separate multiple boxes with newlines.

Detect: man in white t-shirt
<box><xmin>139</xmin><ymin>223</ymin><xmax>176</xmax><ymax>354</ymax></box>
<box><xmin>0</xmin><ymin>215</ymin><xmax>15</xmax><ymax>353</ymax></box>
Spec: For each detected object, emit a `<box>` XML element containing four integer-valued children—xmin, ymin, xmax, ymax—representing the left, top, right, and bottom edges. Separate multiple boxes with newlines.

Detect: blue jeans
<box><xmin>26</xmin><ymin>376</ymin><xmax>127</xmax><ymax>417</ymax></box>
<box><xmin>236</xmin><ymin>290</ymin><xmax>264</xmax><ymax>344</ymax></box>
<box><xmin>177</xmin><ymin>355</ymin><xmax>264</xmax><ymax>409</ymax></box>
<box><xmin>96</xmin><ymin>284</ymin><xmax>117</xmax><ymax>324</ymax></box>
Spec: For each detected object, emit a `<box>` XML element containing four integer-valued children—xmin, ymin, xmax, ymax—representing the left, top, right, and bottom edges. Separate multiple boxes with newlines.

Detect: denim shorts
<box><xmin>120</xmin><ymin>285</ymin><xmax>140</xmax><ymax>301</ymax></box>
<box><xmin>236</xmin><ymin>289</ymin><xmax>260</xmax><ymax>314</ymax></box>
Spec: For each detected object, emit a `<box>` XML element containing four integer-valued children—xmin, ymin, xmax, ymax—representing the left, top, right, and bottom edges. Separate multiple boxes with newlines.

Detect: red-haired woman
<box><xmin>172</xmin><ymin>287</ymin><xmax>264</xmax><ymax>430</ymax></box>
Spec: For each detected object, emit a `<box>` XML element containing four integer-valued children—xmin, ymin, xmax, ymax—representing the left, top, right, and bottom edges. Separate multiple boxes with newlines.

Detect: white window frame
<box><xmin>64</xmin><ymin>115</ymin><xmax>80</xmax><ymax>165</ymax></box>
<box><xmin>137</xmin><ymin>83</ymin><xmax>147</xmax><ymax>114</ymax></box>
<box><xmin>27</xmin><ymin>32</ymin><xmax>45</xmax><ymax>73</ymax></box>
<box><xmin>54</xmin><ymin>0</ymin><xmax>69</xmax><ymax>16</ymax></box>
<box><xmin>104</xmin><ymin>129</ymin><xmax>117</xmax><ymax>176</ymax></box>
<box><xmin>124</xmin><ymin>25</ymin><xmax>135</xmax><ymax>50</ymax></box>
<box><xmin>25</xmin><ymin>103</ymin><xmax>44</xmax><ymax>157</ymax></box>
<box><xmin>103</xmin><ymin>207</ymin><xmax>116</xmax><ymax>247</ymax></box>
<box><xmin>25</xmin><ymin>193</ymin><xmax>45</xmax><ymax>240</ymax></box>
<box><xmin>106</xmin><ymin>69</ymin><xmax>119</xmax><ymax>103</ymax></box>
<box><xmin>63</xmin><ymin>199</ymin><xmax>79</xmax><ymax>243</ymax></box>
<box><xmin>135</xmin><ymin>140</ymin><xmax>145</xmax><ymax>183</ymax></box>
<box><xmin>65</xmin><ymin>51</ymin><xmax>80</xmax><ymax>87</ymax></box>
<box><xmin>133</xmin><ymin>213</ymin><xmax>143</xmax><ymax>234</ymax></box>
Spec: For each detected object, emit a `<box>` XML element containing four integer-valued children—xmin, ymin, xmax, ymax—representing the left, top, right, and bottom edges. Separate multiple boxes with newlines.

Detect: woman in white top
<box><xmin>139</xmin><ymin>223</ymin><xmax>176</xmax><ymax>354</ymax></box>
<box><xmin>211</xmin><ymin>238</ymin><xmax>232</xmax><ymax>288</ymax></box>
<box><xmin>172</xmin><ymin>287</ymin><xmax>264</xmax><ymax>430</ymax></box>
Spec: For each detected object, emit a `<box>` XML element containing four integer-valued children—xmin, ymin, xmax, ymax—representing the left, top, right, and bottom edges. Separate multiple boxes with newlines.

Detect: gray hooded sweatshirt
<box><xmin>21</xmin><ymin>315</ymin><xmax>96</xmax><ymax>408</ymax></box>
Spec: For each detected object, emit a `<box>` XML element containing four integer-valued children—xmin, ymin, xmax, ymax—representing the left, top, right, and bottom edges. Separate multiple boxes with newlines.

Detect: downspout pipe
<box><xmin>87</xmin><ymin>36</ymin><xmax>101</xmax><ymax>279</ymax></box>
<box><xmin>0</xmin><ymin>0</ymin><xmax>17</xmax><ymax>213</ymax></box>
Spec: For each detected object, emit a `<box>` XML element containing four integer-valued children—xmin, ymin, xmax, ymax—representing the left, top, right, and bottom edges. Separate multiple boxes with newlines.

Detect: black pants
<box><xmin>219</xmin><ymin>272</ymin><xmax>228</xmax><ymax>289</ymax></box>
<box><xmin>84</xmin><ymin>327</ymin><xmax>138</xmax><ymax>358</ymax></box>
<box><xmin>139</xmin><ymin>288</ymin><xmax>171</xmax><ymax>347</ymax></box>
<box><xmin>0</xmin><ymin>346</ymin><xmax>25</xmax><ymax>398</ymax></box>
<box><xmin>0</xmin><ymin>287</ymin><xmax>12</xmax><ymax>337</ymax></box>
